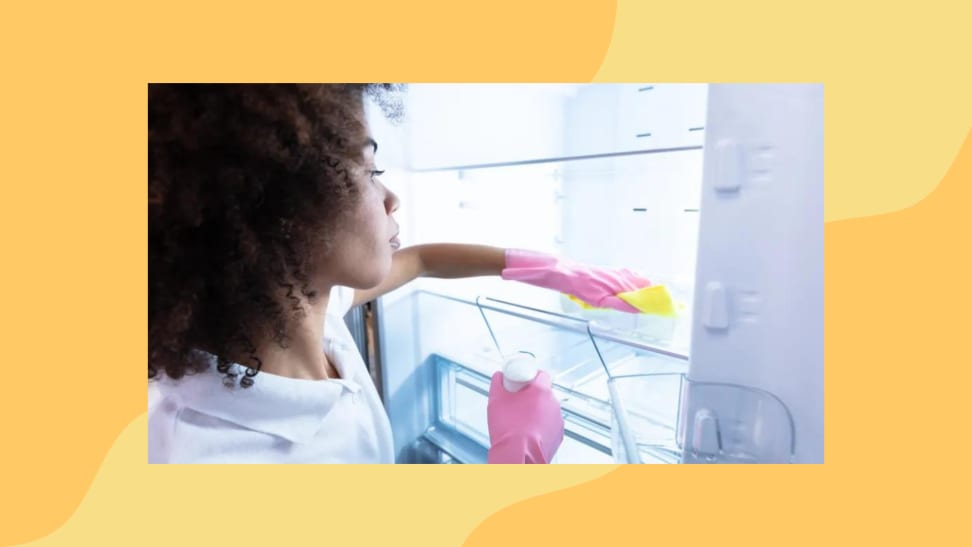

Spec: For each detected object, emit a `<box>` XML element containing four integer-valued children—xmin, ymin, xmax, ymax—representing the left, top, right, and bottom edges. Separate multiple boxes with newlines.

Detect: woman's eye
<box><xmin>370</xmin><ymin>169</ymin><xmax>386</xmax><ymax>181</ymax></box>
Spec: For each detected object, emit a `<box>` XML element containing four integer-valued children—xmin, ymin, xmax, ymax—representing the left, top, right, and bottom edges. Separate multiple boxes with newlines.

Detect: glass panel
<box><xmin>609</xmin><ymin>374</ymin><xmax>684</xmax><ymax>464</ymax></box>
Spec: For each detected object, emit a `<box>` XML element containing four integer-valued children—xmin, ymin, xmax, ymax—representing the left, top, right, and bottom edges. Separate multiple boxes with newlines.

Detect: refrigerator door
<box><xmin>684</xmin><ymin>84</ymin><xmax>824</xmax><ymax>463</ymax></box>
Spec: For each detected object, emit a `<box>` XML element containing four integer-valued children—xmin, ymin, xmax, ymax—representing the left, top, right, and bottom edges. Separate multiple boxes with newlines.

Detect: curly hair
<box><xmin>149</xmin><ymin>84</ymin><xmax>402</xmax><ymax>388</ymax></box>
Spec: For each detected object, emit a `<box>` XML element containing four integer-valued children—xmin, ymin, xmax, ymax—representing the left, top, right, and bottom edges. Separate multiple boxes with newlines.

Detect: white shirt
<box><xmin>148</xmin><ymin>285</ymin><xmax>395</xmax><ymax>464</ymax></box>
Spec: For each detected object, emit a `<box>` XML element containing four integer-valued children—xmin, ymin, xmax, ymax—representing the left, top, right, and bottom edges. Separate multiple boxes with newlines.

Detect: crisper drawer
<box><xmin>411</xmin><ymin>293</ymin><xmax>689</xmax><ymax>464</ymax></box>
<box><xmin>431</xmin><ymin>356</ymin><xmax>617</xmax><ymax>464</ymax></box>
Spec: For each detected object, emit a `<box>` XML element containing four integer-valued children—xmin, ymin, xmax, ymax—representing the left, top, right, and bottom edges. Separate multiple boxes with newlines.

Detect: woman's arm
<box><xmin>415</xmin><ymin>243</ymin><xmax>507</xmax><ymax>278</ymax></box>
<box><xmin>351</xmin><ymin>244</ymin><xmax>506</xmax><ymax>307</ymax></box>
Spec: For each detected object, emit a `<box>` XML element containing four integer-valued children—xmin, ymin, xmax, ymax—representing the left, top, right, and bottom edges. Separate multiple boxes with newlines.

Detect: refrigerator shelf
<box><xmin>418</xmin><ymin>290</ymin><xmax>690</xmax><ymax>398</ymax></box>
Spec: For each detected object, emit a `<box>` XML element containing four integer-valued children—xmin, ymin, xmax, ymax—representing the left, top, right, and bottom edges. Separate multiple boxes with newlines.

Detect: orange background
<box><xmin>0</xmin><ymin>0</ymin><xmax>969</xmax><ymax>545</ymax></box>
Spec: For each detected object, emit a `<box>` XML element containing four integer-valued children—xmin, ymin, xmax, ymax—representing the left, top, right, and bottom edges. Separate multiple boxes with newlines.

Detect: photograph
<box><xmin>148</xmin><ymin>83</ymin><xmax>823</xmax><ymax>464</ymax></box>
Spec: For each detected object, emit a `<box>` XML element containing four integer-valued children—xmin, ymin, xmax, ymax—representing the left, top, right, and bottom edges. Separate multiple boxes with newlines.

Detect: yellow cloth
<box><xmin>568</xmin><ymin>285</ymin><xmax>679</xmax><ymax>317</ymax></box>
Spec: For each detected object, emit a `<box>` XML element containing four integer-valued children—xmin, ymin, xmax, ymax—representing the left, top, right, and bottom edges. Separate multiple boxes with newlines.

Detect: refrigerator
<box><xmin>347</xmin><ymin>83</ymin><xmax>824</xmax><ymax>464</ymax></box>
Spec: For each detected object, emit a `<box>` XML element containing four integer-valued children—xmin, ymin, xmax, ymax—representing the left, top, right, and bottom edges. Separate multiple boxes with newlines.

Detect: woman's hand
<box><xmin>487</xmin><ymin>370</ymin><xmax>564</xmax><ymax>464</ymax></box>
<box><xmin>501</xmin><ymin>249</ymin><xmax>651</xmax><ymax>313</ymax></box>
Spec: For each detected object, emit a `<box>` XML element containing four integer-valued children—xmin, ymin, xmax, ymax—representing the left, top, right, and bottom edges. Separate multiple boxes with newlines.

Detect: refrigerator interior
<box><xmin>365</xmin><ymin>84</ymin><xmax>710</xmax><ymax>463</ymax></box>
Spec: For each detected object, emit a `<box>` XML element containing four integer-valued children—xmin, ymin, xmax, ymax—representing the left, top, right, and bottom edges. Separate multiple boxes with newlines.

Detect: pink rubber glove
<box><xmin>501</xmin><ymin>249</ymin><xmax>651</xmax><ymax>313</ymax></box>
<box><xmin>487</xmin><ymin>370</ymin><xmax>565</xmax><ymax>464</ymax></box>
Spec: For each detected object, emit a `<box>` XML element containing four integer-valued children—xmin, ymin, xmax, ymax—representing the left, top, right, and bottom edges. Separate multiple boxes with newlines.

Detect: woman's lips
<box><xmin>390</xmin><ymin>236</ymin><xmax>401</xmax><ymax>250</ymax></box>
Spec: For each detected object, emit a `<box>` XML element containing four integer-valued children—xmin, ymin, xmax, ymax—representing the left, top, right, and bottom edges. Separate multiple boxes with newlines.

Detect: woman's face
<box><xmin>317</xmin><ymin>139</ymin><xmax>401</xmax><ymax>290</ymax></box>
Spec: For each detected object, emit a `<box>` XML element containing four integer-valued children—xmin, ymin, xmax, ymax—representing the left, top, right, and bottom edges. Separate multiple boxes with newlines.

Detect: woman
<box><xmin>148</xmin><ymin>84</ymin><xmax>649</xmax><ymax>464</ymax></box>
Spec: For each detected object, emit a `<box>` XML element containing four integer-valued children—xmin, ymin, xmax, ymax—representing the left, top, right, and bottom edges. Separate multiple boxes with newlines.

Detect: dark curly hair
<box><xmin>149</xmin><ymin>84</ymin><xmax>402</xmax><ymax>388</ymax></box>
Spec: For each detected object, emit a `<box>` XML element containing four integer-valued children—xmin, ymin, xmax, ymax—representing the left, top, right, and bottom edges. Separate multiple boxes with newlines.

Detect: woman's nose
<box><xmin>385</xmin><ymin>187</ymin><xmax>400</xmax><ymax>214</ymax></box>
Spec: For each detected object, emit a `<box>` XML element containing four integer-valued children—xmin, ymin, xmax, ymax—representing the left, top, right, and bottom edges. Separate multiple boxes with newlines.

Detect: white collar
<box><xmin>157</xmin><ymin>340</ymin><xmax>362</xmax><ymax>444</ymax></box>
